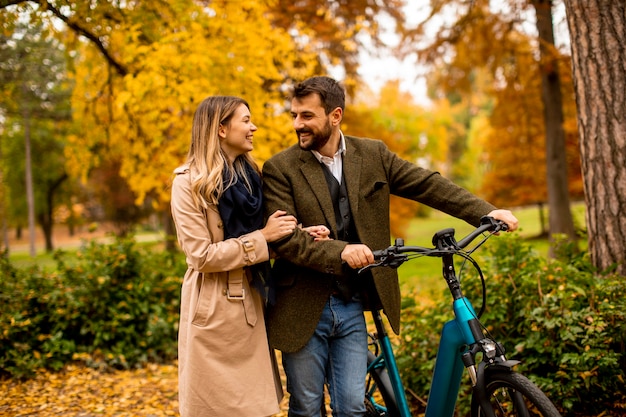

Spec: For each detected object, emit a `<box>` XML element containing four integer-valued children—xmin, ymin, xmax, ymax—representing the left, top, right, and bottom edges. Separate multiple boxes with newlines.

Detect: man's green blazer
<box><xmin>262</xmin><ymin>135</ymin><xmax>496</xmax><ymax>353</ymax></box>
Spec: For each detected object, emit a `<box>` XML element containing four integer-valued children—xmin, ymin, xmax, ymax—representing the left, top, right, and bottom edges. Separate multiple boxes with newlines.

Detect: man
<box><xmin>262</xmin><ymin>76</ymin><xmax>518</xmax><ymax>417</ymax></box>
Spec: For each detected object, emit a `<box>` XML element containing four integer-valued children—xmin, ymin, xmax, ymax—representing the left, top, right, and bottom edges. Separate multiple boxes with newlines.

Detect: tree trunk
<box><xmin>532</xmin><ymin>0</ymin><xmax>577</xmax><ymax>251</ymax></box>
<box><xmin>537</xmin><ymin>202</ymin><xmax>547</xmax><ymax>237</ymax></box>
<box><xmin>39</xmin><ymin>212</ymin><xmax>54</xmax><ymax>252</ymax></box>
<box><xmin>40</xmin><ymin>173</ymin><xmax>68</xmax><ymax>252</ymax></box>
<box><xmin>564</xmin><ymin>0</ymin><xmax>626</xmax><ymax>275</ymax></box>
<box><xmin>0</xmin><ymin>142</ymin><xmax>8</xmax><ymax>256</ymax></box>
<box><xmin>22</xmin><ymin>101</ymin><xmax>36</xmax><ymax>257</ymax></box>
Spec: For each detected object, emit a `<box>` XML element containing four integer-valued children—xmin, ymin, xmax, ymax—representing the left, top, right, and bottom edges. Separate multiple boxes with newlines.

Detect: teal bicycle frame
<box><xmin>367</xmin><ymin>294</ymin><xmax>483</xmax><ymax>417</ymax></box>
<box><xmin>426</xmin><ymin>296</ymin><xmax>480</xmax><ymax>416</ymax></box>
<box><xmin>423</xmin><ymin>247</ymin><xmax>480</xmax><ymax>417</ymax></box>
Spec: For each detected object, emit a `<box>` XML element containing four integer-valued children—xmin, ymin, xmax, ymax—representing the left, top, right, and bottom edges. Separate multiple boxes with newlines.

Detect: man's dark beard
<box><xmin>297</xmin><ymin>121</ymin><xmax>333</xmax><ymax>151</ymax></box>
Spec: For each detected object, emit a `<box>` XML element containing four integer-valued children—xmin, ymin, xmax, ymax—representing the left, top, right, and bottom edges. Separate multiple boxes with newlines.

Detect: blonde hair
<box><xmin>186</xmin><ymin>96</ymin><xmax>260</xmax><ymax>209</ymax></box>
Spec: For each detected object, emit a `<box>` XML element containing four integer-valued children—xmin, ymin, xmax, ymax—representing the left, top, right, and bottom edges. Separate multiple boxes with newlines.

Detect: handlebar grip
<box><xmin>480</xmin><ymin>215</ymin><xmax>508</xmax><ymax>232</ymax></box>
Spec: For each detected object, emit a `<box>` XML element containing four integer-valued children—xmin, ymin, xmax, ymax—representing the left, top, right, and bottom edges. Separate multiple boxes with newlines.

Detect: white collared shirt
<box><xmin>312</xmin><ymin>131</ymin><xmax>346</xmax><ymax>184</ymax></box>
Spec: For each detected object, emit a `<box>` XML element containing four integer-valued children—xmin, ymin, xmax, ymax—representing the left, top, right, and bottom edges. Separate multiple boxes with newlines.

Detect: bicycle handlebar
<box><xmin>456</xmin><ymin>216</ymin><xmax>508</xmax><ymax>248</ymax></box>
<box><xmin>365</xmin><ymin>216</ymin><xmax>508</xmax><ymax>271</ymax></box>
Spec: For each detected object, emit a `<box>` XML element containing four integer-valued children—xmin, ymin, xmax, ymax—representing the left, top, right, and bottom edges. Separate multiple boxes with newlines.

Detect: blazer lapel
<box><xmin>343</xmin><ymin>138</ymin><xmax>361</xmax><ymax>215</ymax></box>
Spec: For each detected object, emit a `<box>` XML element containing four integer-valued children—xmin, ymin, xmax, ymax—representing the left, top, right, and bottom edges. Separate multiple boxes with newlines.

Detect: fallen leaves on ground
<box><xmin>0</xmin><ymin>362</ymin><xmax>291</xmax><ymax>417</ymax></box>
<box><xmin>0</xmin><ymin>363</ymin><xmax>179</xmax><ymax>416</ymax></box>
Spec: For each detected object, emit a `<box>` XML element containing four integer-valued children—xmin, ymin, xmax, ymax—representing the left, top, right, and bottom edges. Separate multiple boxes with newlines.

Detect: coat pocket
<box><xmin>364</xmin><ymin>180</ymin><xmax>388</xmax><ymax>200</ymax></box>
<box><xmin>191</xmin><ymin>273</ymin><xmax>217</xmax><ymax>326</ymax></box>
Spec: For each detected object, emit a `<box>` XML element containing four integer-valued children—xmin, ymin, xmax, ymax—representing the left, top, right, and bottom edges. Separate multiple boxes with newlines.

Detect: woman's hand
<box><xmin>261</xmin><ymin>210</ymin><xmax>297</xmax><ymax>242</ymax></box>
<box><xmin>302</xmin><ymin>225</ymin><xmax>332</xmax><ymax>241</ymax></box>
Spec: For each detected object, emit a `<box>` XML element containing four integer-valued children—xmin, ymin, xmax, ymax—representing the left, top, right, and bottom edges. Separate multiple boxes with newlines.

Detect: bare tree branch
<box><xmin>41</xmin><ymin>0</ymin><xmax>128</xmax><ymax>76</ymax></box>
<box><xmin>0</xmin><ymin>0</ymin><xmax>28</xmax><ymax>9</ymax></box>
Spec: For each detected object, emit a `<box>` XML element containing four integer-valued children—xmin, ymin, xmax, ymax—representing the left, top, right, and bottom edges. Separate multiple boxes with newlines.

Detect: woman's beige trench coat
<box><xmin>171</xmin><ymin>166</ymin><xmax>282</xmax><ymax>417</ymax></box>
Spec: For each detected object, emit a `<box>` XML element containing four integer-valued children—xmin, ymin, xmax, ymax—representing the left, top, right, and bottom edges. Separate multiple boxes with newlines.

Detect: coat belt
<box><xmin>226</xmin><ymin>270</ymin><xmax>257</xmax><ymax>326</ymax></box>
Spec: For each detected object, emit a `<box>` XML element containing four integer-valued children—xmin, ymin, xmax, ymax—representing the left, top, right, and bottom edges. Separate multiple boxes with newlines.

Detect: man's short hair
<box><xmin>291</xmin><ymin>76</ymin><xmax>345</xmax><ymax>115</ymax></box>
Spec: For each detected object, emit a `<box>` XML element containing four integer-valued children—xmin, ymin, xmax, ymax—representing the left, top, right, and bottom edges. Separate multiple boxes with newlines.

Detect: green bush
<box><xmin>395</xmin><ymin>235</ymin><xmax>626</xmax><ymax>417</ymax></box>
<box><xmin>0</xmin><ymin>237</ymin><xmax>186</xmax><ymax>379</ymax></box>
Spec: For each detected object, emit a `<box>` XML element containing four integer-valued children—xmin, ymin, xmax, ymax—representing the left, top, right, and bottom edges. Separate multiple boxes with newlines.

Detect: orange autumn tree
<box><xmin>480</xmin><ymin>34</ymin><xmax>549</xmax><ymax>209</ymax></box>
<box><xmin>400</xmin><ymin>0</ymin><xmax>582</xmax><ymax>234</ymax></box>
<box><xmin>479</xmin><ymin>32</ymin><xmax>582</xmax><ymax>216</ymax></box>
<box><xmin>268</xmin><ymin>0</ymin><xmax>407</xmax><ymax>95</ymax></box>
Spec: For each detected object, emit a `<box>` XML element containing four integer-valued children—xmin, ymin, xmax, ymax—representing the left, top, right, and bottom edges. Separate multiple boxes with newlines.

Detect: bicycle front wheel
<box><xmin>471</xmin><ymin>371</ymin><xmax>561</xmax><ymax>417</ymax></box>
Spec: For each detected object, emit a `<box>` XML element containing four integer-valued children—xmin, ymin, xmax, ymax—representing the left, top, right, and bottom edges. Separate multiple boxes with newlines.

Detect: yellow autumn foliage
<box><xmin>65</xmin><ymin>0</ymin><xmax>317</xmax><ymax>207</ymax></box>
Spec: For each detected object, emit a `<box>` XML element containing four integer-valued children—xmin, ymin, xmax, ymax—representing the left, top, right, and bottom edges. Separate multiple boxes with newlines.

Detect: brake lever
<box><xmin>360</xmin><ymin>251</ymin><xmax>408</xmax><ymax>273</ymax></box>
<box><xmin>358</xmin><ymin>262</ymin><xmax>382</xmax><ymax>274</ymax></box>
<box><xmin>386</xmin><ymin>254</ymin><xmax>408</xmax><ymax>268</ymax></box>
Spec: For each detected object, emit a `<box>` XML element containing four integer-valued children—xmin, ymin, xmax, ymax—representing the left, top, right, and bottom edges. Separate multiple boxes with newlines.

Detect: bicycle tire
<box><xmin>471</xmin><ymin>371</ymin><xmax>561</xmax><ymax>417</ymax></box>
<box><xmin>365</xmin><ymin>351</ymin><xmax>401</xmax><ymax>417</ymax></box>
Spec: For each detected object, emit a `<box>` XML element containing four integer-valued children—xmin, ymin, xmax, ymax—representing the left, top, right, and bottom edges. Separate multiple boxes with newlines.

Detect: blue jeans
<box><xmin>282</xmin><ymin>294</ymin><xmax>368</xmax><ymax>417</ymax></box>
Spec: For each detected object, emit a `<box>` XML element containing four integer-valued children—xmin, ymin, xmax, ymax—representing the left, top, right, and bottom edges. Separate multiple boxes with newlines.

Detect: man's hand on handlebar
<box><xmin>487</xmin><ymin>209</ymin><xmax>519</xmax><ymax>232</ymax></box>
<box><xmin>341</xmin><ymin>244</ymin><xmax>375</xmax><ymax>269</ymax></box>
<box><xmin>344</xmin><ymin>211</ymin><xmax>516</xmax><ymax>270</ymax></box>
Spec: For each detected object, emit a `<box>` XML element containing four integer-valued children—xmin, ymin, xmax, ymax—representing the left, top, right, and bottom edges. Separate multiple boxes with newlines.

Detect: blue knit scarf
<box><xmin>218</xmin><ymin>163</ymin><xmax>271</xmax><ymax>302</ymax></box>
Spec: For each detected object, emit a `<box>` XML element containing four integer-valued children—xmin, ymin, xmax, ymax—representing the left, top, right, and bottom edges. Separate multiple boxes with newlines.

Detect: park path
<box><xmin>4</xmin><ymin>223</ymin><xmax>162</xmax><ymax>256</ymax></box>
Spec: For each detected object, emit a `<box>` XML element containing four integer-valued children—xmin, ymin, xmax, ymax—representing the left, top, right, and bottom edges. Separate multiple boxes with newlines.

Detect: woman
<box><xmin>171</xmin><ymin>96</ymin><xmax>324</xmax><ymax>416</ymax></box>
